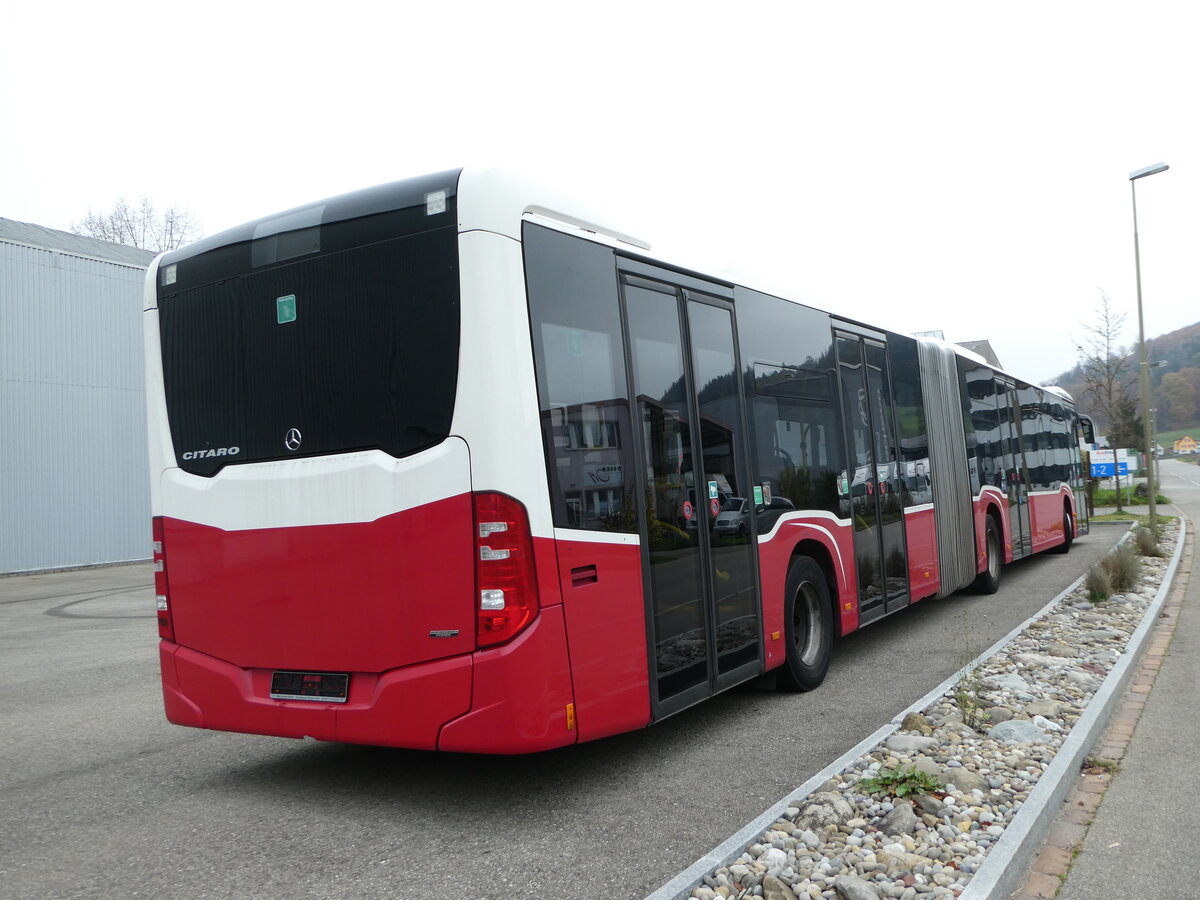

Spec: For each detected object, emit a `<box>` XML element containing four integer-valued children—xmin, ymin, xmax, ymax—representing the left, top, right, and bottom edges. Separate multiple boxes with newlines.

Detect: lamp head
<box><xmin>1130</xmin><ymin>162</ymin><xmax>1169</xmax><ymax>181</ymax></box>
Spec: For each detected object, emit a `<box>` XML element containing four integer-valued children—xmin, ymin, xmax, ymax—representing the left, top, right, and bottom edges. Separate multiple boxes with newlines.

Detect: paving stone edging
<box><xmin>645</xmin><ymin>519</ymin><xmax>1187</xmax><ymax>900</ymax></box>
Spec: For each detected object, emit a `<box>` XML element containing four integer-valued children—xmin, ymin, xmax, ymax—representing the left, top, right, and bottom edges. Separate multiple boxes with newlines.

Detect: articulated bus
<box><xmin>145</xmin><ymin>169</ymin><xmax>1091</xmax><ymax>753</ymax></box>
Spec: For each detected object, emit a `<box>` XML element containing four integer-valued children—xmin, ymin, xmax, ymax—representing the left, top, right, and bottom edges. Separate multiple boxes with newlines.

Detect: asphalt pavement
<box><xmin>5</xmin><ymin>478</ymin><xmax>1178</xmax><ymax>900</ymax></box>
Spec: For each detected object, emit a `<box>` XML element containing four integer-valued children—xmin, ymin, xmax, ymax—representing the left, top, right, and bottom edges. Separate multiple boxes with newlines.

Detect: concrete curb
<box><xmin>1011</xmin><ymin>515</ymin><xmax>1193</xmax><ymax>899</ymax></box>
<box><xmin>962</xmin><ymin>517</ymin><xmax>1187</xmax><ymax>900</ymax></box>
<box><xmin>644</xmin><ymin>720</ymin><xmax>899</xmax><ymax>900</ymax></box>
<box><xmin>646</xmin><ymin>522</ymin><xmax>1184</xmax><ymax>900</ymax></box>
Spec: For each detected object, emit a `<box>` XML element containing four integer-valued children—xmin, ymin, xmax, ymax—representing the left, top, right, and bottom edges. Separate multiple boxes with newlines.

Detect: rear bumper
<box><xmin>159</xmin><ymin>604</ymin><xmax>578</xmax><ymax>753</ymax></box>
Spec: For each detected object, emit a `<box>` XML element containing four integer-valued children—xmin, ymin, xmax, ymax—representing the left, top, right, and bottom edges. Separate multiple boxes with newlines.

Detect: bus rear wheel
<box><xmin>1053</xmin><ymin>508</ymin><xmax>1073</xmax><ymax>554</ymax></box>
<box><xmin>778</xmin><ymin>556</ymin><xmax>834</xmax><ymax>692</ymax></box>
<box><xmin>972</xmin><ymin>516</ymin><xmax>1002</xmax><ymax>594</ymax></box>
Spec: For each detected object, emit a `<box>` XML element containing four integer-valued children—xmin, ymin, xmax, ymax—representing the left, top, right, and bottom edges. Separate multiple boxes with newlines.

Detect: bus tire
<box><xmin>778</xmin><ymin>556</ymin><xmax>834</xmax><ymax>692</ymax></box>
<box><xmin>1053</xmin><ymin>508</ymin><xmax>1073</xmax><ymax>554</ymax></box>
<box><xmin>972</xmin><ymin>516</ymin><xmax>1002</xmax><ymax>594</ymax></box>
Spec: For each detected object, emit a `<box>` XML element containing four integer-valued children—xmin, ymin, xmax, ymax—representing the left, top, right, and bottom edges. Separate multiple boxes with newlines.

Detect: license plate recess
<box><xmin>270</xmin><ymin>671</ymin><xmax>349</xmax><ymax>703</ymax></box>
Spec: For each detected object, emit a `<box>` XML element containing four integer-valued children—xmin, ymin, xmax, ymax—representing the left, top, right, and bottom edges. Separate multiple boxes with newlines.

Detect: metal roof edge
<box><xmin>0</xmin><ymin>234</ymin><xmax>154</xmax><ymax>271</ymax></box>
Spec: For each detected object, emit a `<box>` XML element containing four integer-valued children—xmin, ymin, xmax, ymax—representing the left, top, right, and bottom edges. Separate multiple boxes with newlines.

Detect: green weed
<box><xmin>859</xmin><ymin>765</ymin><xmax>942</xmax><ymax>798</ymax></box>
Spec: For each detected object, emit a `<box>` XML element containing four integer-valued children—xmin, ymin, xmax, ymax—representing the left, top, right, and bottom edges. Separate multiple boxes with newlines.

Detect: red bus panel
<box><xmin>162</xmin><ymin>494</ymin><xmax>476</xmax><ymax>674</ymax></box>
<box><xmin>904</xmin><ymin>506</ymin><xmax>940</xmax><ymax>602</ymax></box>
<box><xmin>437</xmin><ymin>605</ymin><xmax>576</xmax><ymax>754</ymax></box>
<box><xmin>162</xmin><ymin>642</ymin><xmax>473</xmax><ymax>749</ymax></box>
<box><xmin>555</xmin><ymin>537</ymin><xmax>651</xmax><ymax>743</ymax></box>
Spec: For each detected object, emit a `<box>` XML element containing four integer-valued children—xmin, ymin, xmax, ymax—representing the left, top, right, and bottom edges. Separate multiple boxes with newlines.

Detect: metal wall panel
<box><xmin>1</xmin><ymin>238</ymin><xmax>151</xmax><ymax>572</ymax></box>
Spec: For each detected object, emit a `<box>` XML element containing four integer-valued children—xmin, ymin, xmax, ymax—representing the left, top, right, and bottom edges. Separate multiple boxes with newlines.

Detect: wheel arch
<box><xmin>979</xmin><ymin>496</ymin><xmax>1008</xmax><ymax>569</ymax></box>
<box><xmin>789</xmin><ymin>538</ymin><xmax>845</xmax><ymax>637</ymax></box>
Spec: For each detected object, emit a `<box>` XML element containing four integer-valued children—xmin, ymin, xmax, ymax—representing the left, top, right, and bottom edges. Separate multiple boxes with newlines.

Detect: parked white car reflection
<box><xmin>714</xmin><ymin>497</ymin><xmax>751</xmax><ymax>536</ymax></box>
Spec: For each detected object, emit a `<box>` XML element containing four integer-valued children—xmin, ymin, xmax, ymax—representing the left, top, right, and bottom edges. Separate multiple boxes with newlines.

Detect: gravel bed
<box><xmin>687</xmin><ymin>522</ymin><xmax>1179</xmax><ymax>900</ymax></box>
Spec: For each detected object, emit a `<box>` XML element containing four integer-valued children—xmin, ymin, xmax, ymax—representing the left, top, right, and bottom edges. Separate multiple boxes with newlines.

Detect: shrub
<box><xmin>1085</xmin><ymin>562</ymin><xmax>1112</xmax><ymax>601</ymax></box>
<box><xmin>954</xmin><ymin>667</ymin><xmax>985</xmax><ymax>732</ymax></box>
<box><xmin>1133</xmin><ymin>525</ymin><xmax>1162</xmax><ymax>558</ymax></box>
<box><xmin>1101</xmin><ymin>543</ymin><xmax>1143</xmax><ymax>592</ymax></box>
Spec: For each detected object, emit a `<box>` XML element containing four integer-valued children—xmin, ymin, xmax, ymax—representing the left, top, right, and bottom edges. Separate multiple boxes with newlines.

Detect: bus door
<box><xmin>619</xmin><ymin>267</ymin><xmax>761</xmax><ymax>718</ymax></box>
<box><xmin>996</xmin><ymin>378</ymin><xmax>1024</xmax><ymax>558</ymax></box>
<box><xmin>835</xmin><ymin>330</ymin><xmax>909</xmax><ymax>622</ymax></box>
<box><xmin>1005</xmin><ymin>385</ymin><xmax>1032</xmax><ymax>557</ymax></box>
<box><xmin>1072</xmin><ymin>415</ymin><xmax>1091</xmax><ymax>535</ymax></box>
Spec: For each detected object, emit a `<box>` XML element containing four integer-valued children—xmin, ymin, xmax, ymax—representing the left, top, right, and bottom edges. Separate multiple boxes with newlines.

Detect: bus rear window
<box><xmin>158</xmin><ymin>227</ymin><xmax>459</xmax><ymax>476</ymax></box>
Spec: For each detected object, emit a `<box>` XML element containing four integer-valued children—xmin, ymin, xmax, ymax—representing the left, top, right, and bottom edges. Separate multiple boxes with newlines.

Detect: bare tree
<box><xmin>73</xmin><ymin>197</ymin><xmax>201</xmax><ymax>252</ymax></box>
<box><xmin>1076</xmin><ymin>290</ymin><xmax>1136</xmax><ymax>437</ymax></box>
<box><xmin>1076</xmin><ymin>290</ymin><xmax>1144</xmax><ymax>511</ymax></box>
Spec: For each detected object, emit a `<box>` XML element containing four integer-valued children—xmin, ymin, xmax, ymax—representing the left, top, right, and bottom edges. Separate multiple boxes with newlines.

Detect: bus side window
<box><xmin>524</xmin><ymin>224</ymin><xmax>636</xmax><ymax>533</ymax></box>
<box><xmin>749</xmin><ymin>395</ymin><xmax>841</xmax><ymax>528</ymax></box>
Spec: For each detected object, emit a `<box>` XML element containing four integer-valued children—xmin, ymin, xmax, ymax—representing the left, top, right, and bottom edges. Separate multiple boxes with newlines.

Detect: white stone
<box><xmin>760</xmin><ymin>848</ymin><xmax>788</xmax><ymax>868</ymax></box>
<box><xmin>989</xmin><ymin>719</ymin><xmax>1050</xmax><ymax>744</ymax></box>
<box><xmin>985</xmin><ymin>674</ymin><xmax>1030</xmax><ymax>692</ymax></box>
<box><xmin>886</xmin><ymin>734</ymin><xmax>940</xmax><ymax>752</ymax></box>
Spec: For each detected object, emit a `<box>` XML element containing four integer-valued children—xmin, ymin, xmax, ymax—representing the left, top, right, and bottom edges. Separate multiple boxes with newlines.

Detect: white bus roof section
<box><xmin>456</xmin><ymin>168</ymin><xmax>650</xmax><ymax>250</ymax></box>
<box><xmin>1042</xmin><ymin>385</ymin><xmax>1075</xmax><ymax>402</ymax></box>
<box><xmin>916</xmin><ymin>335</ymin><xmax>991</xmax><ymax>367</ymax></box>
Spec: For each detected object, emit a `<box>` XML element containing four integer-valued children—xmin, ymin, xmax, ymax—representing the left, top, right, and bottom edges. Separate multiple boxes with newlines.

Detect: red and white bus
<box><xmin>145</xmin><ymin>169</ymin><xmax>1091</xmax><ymax>753</ymax></box>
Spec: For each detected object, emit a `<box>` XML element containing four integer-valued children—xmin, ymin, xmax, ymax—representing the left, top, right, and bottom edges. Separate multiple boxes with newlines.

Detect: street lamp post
<box><xmin>1130</xmin><ymin>161</ymin><xmax>1169</xmax><ymax>529</ymax></box>
<box><xmin>1150</xmin><ymin>406</ymin><xmax>1159</xmax><ymax>510</ymax></box>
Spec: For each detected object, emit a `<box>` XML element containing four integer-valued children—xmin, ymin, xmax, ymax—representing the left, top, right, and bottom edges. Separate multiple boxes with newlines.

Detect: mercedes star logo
<box><xmin>284</xmin><ymin>428</ymin><xmax>302</xmax><ymax>452</ymax></box>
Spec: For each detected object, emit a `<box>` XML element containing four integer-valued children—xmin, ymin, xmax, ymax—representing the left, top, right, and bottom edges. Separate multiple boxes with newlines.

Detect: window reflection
<box><xmin>625</xmin><ymin>284</ymin><xmax>708</xmax><ymax>698</ymax></box>
<box><xmin>689</xmin><ymin>299</ymin><xmax>758</xmax><ymax>674</ymax></box>
<box><xmin>734</xmin><ymin>287</ymin><xmax>844</xmax><ymax>531</ymax></box>
<box><xmin>525</xmin><ymin>224</ymin><xmax>636</xmax><ymax>532</ymax></box>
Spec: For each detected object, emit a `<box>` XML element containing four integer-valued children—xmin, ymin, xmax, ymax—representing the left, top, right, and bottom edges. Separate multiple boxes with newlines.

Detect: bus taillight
<box><xmin>152</xmin><ymin>517</ymin><xmax>175</xmax><ymax>642</ymax></box>
<box><xmin>473</xmin><ymin>492</ymin><xmax>538</xmax><ymax>647</ymax></box>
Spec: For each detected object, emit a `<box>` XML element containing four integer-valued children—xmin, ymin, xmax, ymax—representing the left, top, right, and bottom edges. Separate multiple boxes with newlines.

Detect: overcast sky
<box><xmin>4</xmin><ymin>1</ymin><xmax>1195</xmax><ymax>384</ymax></box>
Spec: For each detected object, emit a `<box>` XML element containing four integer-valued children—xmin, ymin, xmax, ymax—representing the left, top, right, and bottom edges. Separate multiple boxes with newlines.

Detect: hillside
<box><xmin>1047</xmin><ymin>320</ymin><xmax>1200</xmax><ymax>434</ymax></box>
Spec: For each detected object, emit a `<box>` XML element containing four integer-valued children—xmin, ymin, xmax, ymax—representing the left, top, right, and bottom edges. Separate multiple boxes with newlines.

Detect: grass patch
<box><xmin>1154</xmin><ymin>426</ymin><xmax>1200</xmax><ymax>447</ymax></box>
<box><xmin>1082</xmin><ymin>757</ymin><xmax>1120</xmax><ymax>775</ymax></box>
<box><xmin>1091</xmin><ymin>487</ymin><xmax>1169</xmax><ymax>507</ymax></box>
<box><xmin>1089</xmin><ymin>512</ymin><xmax>1178</xmax><ymax>528</ymax></box>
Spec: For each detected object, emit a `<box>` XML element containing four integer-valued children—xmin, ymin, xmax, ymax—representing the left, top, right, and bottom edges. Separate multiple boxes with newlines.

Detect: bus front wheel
<box><xmin>778</xmin><ymin>556</ymin><xmax>834</xmax><ymax>692</ymax></box>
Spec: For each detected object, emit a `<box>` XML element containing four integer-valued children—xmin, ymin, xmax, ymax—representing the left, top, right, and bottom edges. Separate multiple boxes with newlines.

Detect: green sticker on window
<box><xmin>277</xmin><ymin>294</ymin><xmax>297</xmax><ymax>324</ymax></box>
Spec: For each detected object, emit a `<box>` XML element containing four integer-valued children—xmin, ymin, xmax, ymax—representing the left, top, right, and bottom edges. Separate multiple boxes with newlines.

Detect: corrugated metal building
<box><xmin>1</xmin><ymin>219</ymin><xmax>156</xmax><ymax>572</ymax></box>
